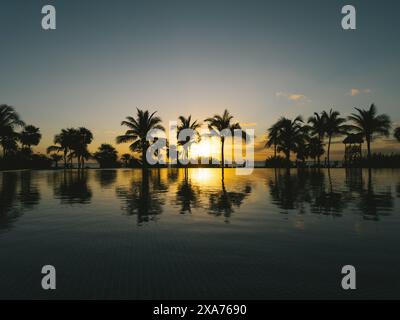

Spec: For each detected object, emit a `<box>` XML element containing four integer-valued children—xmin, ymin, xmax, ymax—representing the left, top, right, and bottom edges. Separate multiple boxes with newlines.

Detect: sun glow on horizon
<box><xmin>190</xmin><ymin>137</ymin><xmax>220</xmax><ymax>160</ymax></box>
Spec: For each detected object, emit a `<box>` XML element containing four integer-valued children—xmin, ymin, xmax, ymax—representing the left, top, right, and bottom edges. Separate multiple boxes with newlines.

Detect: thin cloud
<box><xmin>349</xmin><ymin>88</ymin><xmax>371</xmax><ymax>96</ymax></box>
<box><xmin>276</xmin><ymin>92</ymin><xmax>311</xmax><ymax>104</ymax></box>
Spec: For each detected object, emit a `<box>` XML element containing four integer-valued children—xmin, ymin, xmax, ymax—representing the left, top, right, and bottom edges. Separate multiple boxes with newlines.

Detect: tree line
<box><xmin>1</xmin><ymin>103</ymin><xmax>400</xmax><ymax>170</ymax></box>
<box><xmin>265</xmin><ymin>104</ymin><xmax>400</xmax><ymax>168</ymax></box>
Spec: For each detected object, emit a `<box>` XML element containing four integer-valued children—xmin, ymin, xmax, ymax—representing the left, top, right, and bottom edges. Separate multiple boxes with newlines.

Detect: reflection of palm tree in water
<box><xmin>357</xmin><ymin>169</ymin><xmax>393</xmax><ymax>221</ymax></box>
<box><xmin>116</xmin><ymin>169</ymin><xmax>165</xmax><ymax>225</ymax></box>
<box><xmin>94</xmin><ymin>169</ymin><xmax>117</xmax><ymax>188</ymax></box>
<box><xmin>176</xmin><ymin>168</ymin><xmax>200</xmax><ymax>214</ymax></box>
<box><xmin>18</xmin><ymin>171</ymin><xmax>40</xmax><ymax>208</ymax></box>
<box><xmin>268</xmin><ymin>168</ymin><xmax>346</xmax><ymax>215</ymax></box>
<box><xmin>0</xmin><ymin>172</ymin><xmax>20</xmax><ymax>229</ymax></box>
<box><xmin>311</xmin><ymin>168</ymin><xmax>346</xmax><ymax>216</ymax></box>
<box><xmin>0</xmin><ymin>171</ymin><xmax>41</xmax><ymax>231</ymax></box>
<box><xmin>54</xmin><ymin>170</ymin><xmax>92</xmax><ymax>204</ymax></box>
<box><xmin>208</xmin><ymin>171</ymin><xmax>251</xmax><ymax>221</ymax></box>
<box><xmin>268</xmin><ymin>168</ymin><xmax>309</xmax><ymax>213</ymax></box>
<box><xmin>397</xmin><ymin>181</ymin><xmax>400</xmax><ymax>198</ymax></box>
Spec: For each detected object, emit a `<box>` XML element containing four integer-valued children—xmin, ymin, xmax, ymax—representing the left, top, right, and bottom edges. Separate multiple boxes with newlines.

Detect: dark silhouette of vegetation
<box><xmin>205</xmin><ymin>109</ymin><xmax>241</xmax><ymax>168</ymax></box>
<box><xmin>307</xmin><ymin>112</ymin><xmax>325</xmax><ymax>166</ymax></box>
<box><xmin>121</xmin><ymin>153</ymin><xmax>132</xmax><ymax>167</ymax></box>
<box><xmin>264</xmin><ymin>104</ymin><xmax>396</xmax><ymax>168</ymax></box>
<box><xmin>265</xmin><ymin>155</ymin><xmax>290</xmax><ymax>168</ymax></box>
<box><xmin>322</xmin><ymin>109</ymin><xmax>348</xmax><ymax>167</ymax></box>
<box><xmin>47</xmin><ymin>127</ymin><xmax>93</xmax><ymax>169</ymax></box>
<box><xmin>1</xmin><ymin>104</ymin><xmax>399</xmax><ymax>171</ymax></box>
<box><xmin>395</xmin><ymin>126</ymin><xmax>400</xmax><ymax>143</ymax></box>
<box><xmin>19</xmin><ymin>125</ymin><xmax>42</xmax><ymax>152</ymax></box>
<box><xmin>177</xmin><ymin>115</ymin><xmax>201</xmax><ymax>165</ymax></box>
<box><xmin>49</xmin><ymin>153</ymin><xmax>63</xmax><ymax>168</ymax></box>
<box><xmin>265</xmin><ymin>122</ymin><xmax>280</xmax><ymax>158</ymax></box>
<box><xmin>0</xmin><ymin>105</ymin><xmax>49</xmax><ymax>170</ymax></box>
<box><xmin>93</xmin><ymin>144</ymin><xmax>119</xmax><ymax>168</ymax></box>
<box><xmin>348</xmin><ymin>104</ymin><xmax>391</xmax><ymax>164</ymax></box>
<box><xmin>116</xmin><ymin>108</ymin><xmax>165</xmax><ymax>168</ymax></box>
<box><xmin>275</xmin><ymin>116</ymin><xmax>305</xmax><ymax>166</ymax></box>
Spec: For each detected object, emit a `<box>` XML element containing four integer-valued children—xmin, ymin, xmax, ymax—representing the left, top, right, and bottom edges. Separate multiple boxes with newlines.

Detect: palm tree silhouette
<box><xmin>348</xmin><ymin>104</ymin><xmax>391</xmax><ymax>164</ymax></box>
<box><xmin>274</xmin><ymin>116</ymin><xmax>304</xmax><ymax>167</ymax></box>
<box><xmin>307</xmin><ymin>137</ymin><xmax>325</xmax><ymax>166</ymax></box>
<box><xmin>47</xmin><ymin>129</ymin><xmax>74</xmax><ymax>168</ymax></box>
<box><xmin>205</xmin><ymin>109</ymin><xmax>240</xmax><ymax>168</ymax></box>
<box><xmin>121</xmin><ymin>153</ymin><xmax>132</xmax><ymax>167</ymax></box>
<box><xmin>265</xmin><ymin>122</ymin><xmax>280</xmax><ymax>158</ymax></box>
<box><xmin>322</xmin><ymin>109</ymin><xmax>348</xmax><ymax>167</ymax></box>
<box><xmin>70</xmin><ymin>127</ymin><xmax>93</xmax><ymax>169</ymax></box>
<box><xmin>94</xmin><ymin>144</ymin><xmax>119</xmax><ymax>168</ymax></box>
<box><xmin>177</xmin><ymin>115</ymin><xmax>201</xmax><ymax>166</ymax></box>
<box><xmin>307</xmin><ymin>112</ymin><xmax>326</xmax><ymax>166</ymax></box>
<box><xmin>394</xmin><ymin>126</ymin><xmax>400</xmax><ymax>143</ymax></box>
<box><xmin>50</xmin><ymin>153</ymin><xmax>63</xmax><ymax>168</ymax></box>
<box><xmin>19</xmin><ymin>125</ymin><xmax>42</xmax><ymax>152</ymax></box>
<box><xmin>0</xmin><ymin>104</ymin><xmax>25</xmax><ymax>158</ymax></box>
<box><xmin>116</xmin><ymin>108</ymin><xmax>165</xmax><ymax>168</ymax></box>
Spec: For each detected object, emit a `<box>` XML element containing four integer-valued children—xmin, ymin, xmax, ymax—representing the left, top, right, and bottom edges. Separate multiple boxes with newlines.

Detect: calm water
<box><xmin>0</xmin><ymin>168</ymin><xmax>400</xmax><ymax>299</ymax></box>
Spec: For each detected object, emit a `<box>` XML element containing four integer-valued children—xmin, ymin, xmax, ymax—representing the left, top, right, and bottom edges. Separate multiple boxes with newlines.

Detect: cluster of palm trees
<box><xmin>47</xmin><ymin>127</ymin><xmax>94</xmax><ymax>169</ymax></box>
<box><xmin>3</xmin><ymin>102</ymin><xmax>400</xmax><ymax>171</ymax></box>
<box><xmin>116</xmin><ymin>108</ymin><xmax>243</xmax><ymax>168</ymax></box>
<box><xmin>265</xmin><ymin>104</ymin><xmax>396</xmax><ymax>167</ymax></box>
<box><xmin>0</xmin><ymin>104</ymin><xmax>42</xmax><ymax>159</ymax></box>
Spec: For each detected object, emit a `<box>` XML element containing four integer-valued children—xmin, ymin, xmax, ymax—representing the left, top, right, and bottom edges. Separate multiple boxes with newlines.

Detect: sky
<box><xmin>0</xmin><ymin>0</ymin><xmax>399</xmax><ymax>161</ymax></box>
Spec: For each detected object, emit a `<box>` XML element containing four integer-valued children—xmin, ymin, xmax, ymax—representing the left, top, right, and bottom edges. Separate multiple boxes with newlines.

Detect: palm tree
<box><xmin>1</xmin><ymin>134</ymin><xmax>18</xmax><ymax>157</ymax></box>
<box><xmin>274</xmin><ymin>116</ymin><xmax>304</xmax><ymax>167</ymax></box>
<box><xmin>50</xmin><ymin>153</ymin><xmax>63</xmax><ymax>168</ymax></box>
<box><xmin>116</xmin><ymin>108</ymin><xmax>165</xmax><ymax>168</ymax></box>
<box><xmin>265</xmin><ymin>122</ymin><xmax>280</xmax><ymax>158</ymax></box>
<box><xmin>0</xmin><ymin>104</ymin><xmax>25</xmax><ymax>157</ymax></box>
<box><xmin>394</xmin><ymin>126</ymin><xmax>400</xmax><ymax>143</ymax></box>
<box><xmin>295</xmin><ymin>126</ymin><xmax>311</xmax><ymax>166</ymax></box>
<box><xmin>322</xmin><ymin>109</ymin><xmax>348</xmax><ymax>167</ymax></box>
<box><xmin>121</xmin><ymin>153</ymin><xmax>132</xmax><ymax>167</ymax></box>
<box><xmin>205</xmin><ymin>109</ymin><xmax>240</xmax><ymax>168</ymax></box>
<box><xmin>19</xmin><ymin>125</ymin><xmax>42</xmax><ymax>151</ymax></box>
<box><xmin>177</xmin><ymin>115</ymin><xmax>201</xmax><ymax>165</ymax></box>
<box><xmin>94</xmin><ymin>144</ymin><xmax>119</xmax><ymax>168</ymax></box>
<box><xmin>307</xmin><ymin>112</ymin><xmax>325</xmax><ymax>166</ymax></box>
<box><xmin>307</xmin><ymin>137</ymin><xmax>325</xmax><ymax>165</ymax></box>
<box><xmin>348</xmin><ymin>104</ymin><xmax>391</xmax><ymax>163</ymax></box>
<box><xmin>71</xmin><ymin>127</ymin><xmax>93</xmax><ymax>169</ymax></box>
<box><xmin>47</xmin><ymin>129</ymin><xmax>73</xmax><ymax>168</ymax></box>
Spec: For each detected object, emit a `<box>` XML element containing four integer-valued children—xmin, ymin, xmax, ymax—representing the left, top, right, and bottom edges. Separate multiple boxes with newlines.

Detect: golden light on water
<box><xmin>189</xmin><ymin>168</ymin><xmax>216</xmax><ymax>185</ymax></box>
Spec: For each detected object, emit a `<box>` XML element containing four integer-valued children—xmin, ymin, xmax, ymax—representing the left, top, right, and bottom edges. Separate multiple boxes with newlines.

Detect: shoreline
<box><xmin>2</xmin><ymin>166</ymin><xmax>400</xmax><ymax>173</ymax></box>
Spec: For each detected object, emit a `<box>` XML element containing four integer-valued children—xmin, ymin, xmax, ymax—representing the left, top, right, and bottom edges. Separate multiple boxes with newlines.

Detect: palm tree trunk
<box><xmin>221</xmin><ymin>137</ymin><xmax>225</xmax><ymax>168</ymax></box>
<box><xmin>274</xmin><ymin>143</ymin><xmax>277</xmax><ymax>158</ymax></box>
<box><xmin>367</xmin><ymin>138</ymin><xmax>371</xmax><ymax>165</ymax></box>
<box><xmin>63</xmin><ymin>150</ymin><xmax>67</xmax><ymax>168</ymax></box>
<box><xmin>142</xmin><ymin>146</ymin><xmax>147</xmax><ymax>168</ymax></box>
<box><xmin>327</xmin><ymin>135</ymin><xmax>332</xmax><ymax>168</ymax></box>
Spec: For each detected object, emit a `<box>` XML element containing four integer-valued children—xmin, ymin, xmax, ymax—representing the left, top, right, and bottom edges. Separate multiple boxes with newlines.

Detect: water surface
<box><xmin>1</xmin><ymin>168</ymin><xmax>399</xmax><ymax>299</ymax></box>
